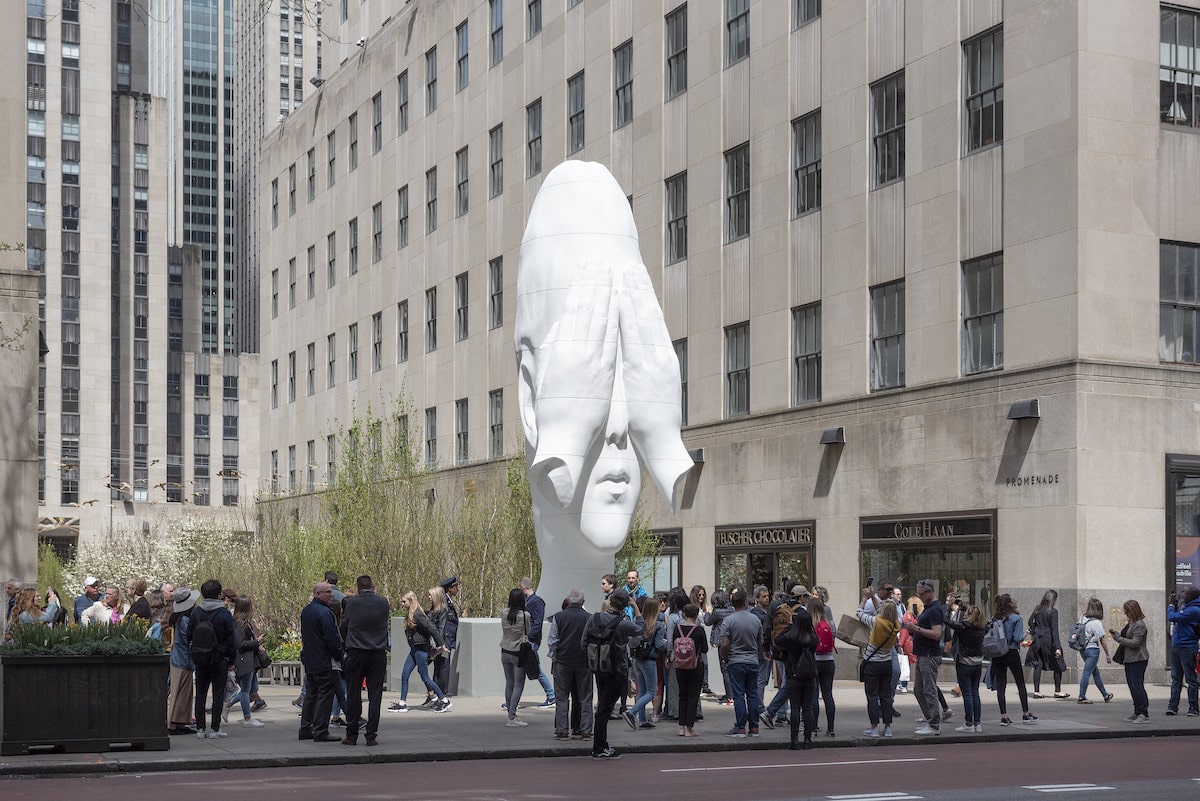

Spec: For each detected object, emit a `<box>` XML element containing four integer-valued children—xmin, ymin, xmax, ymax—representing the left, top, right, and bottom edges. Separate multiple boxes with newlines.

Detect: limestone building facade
<box><xmin>260</xmin><ymin>0</ymin><xmax>1200</xmax><ymax>679</ymax></box>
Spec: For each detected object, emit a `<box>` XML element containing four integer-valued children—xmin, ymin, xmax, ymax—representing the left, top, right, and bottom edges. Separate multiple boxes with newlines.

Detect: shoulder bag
<box><xmin>518</xmin><ymin>614</ymin><xmax>541</xmax><ymax>680</ymax></box>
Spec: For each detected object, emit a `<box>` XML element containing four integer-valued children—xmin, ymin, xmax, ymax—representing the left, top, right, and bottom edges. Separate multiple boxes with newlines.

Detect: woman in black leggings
<box><xmin>991</xmin><ymin>593</ymin><xmax>1037</xmax><ymax>726</ymax></box>
<box><xmin>674</xmin><ymin>604</ymin><xmax>707</xmax><ymax>737</ymax></box>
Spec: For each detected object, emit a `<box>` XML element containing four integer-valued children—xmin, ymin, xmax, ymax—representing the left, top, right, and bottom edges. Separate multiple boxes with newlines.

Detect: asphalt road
<box><xmin>3</xmin><ymin>736</ymin><xmax>1196</xmax><ymax>800</ymax></box>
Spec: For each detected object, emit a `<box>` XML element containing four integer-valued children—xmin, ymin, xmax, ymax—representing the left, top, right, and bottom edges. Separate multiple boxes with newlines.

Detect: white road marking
<box><xmin>660</xmin><ymin>757</ymin><xmax>936</xmax><ymax>774</ymax></box>
<box><xmin>1022</xmin><ymin>784</ymin><xmax>1114</xmax><ymax>793</ymax></box>
<box><xmin>827</xmin><ymin>793</ymin><xmax>922</xmax><ymax>800</ymax></box>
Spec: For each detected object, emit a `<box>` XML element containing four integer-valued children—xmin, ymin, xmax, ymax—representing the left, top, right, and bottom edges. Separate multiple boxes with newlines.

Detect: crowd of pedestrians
<box><xmin>4</xmin><ymin>571</ymin><xmax>1200</xmax><ymax>758</ymax></box>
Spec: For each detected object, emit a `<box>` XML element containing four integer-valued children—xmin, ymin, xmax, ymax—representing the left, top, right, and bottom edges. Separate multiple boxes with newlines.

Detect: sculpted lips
<box><xmin>595</xmin><ymin>468</ymin><xmax>631</xmax><ymax>497</ymax></box>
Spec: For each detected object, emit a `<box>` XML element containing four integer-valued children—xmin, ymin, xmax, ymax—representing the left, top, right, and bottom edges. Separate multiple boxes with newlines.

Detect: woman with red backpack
<box><xmin>809</xmin><ymin>597</ymin><xmax>837</xmax><ymax>737</ymax></box>
<box><xmin>673</xmin><ymin>603</ymin><xmax>707</xmax><ymax>737</ymax></box>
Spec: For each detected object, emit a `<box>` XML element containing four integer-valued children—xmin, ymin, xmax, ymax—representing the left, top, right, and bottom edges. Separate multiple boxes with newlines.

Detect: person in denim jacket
<box><xmin>990</xmin><ymin>593</ymin><xmax>1037</xmax><ymax>725</ymax></box>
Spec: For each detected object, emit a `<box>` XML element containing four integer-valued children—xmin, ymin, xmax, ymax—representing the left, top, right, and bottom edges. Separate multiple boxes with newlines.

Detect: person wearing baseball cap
<box><xmin>73</xmin><ymin>576</ymin><xmax>101</xmax><ymax>624</ymax></box>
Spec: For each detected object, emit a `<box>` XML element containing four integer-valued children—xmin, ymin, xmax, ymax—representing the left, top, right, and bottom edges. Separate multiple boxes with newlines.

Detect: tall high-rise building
<box><xmin>22</xmin><ymin>0</ymin><xmax>258</xmax><ymax>553</ymax></box>
<box><xmin>258</xmin><ymin>0</ymin><xmax>1200</xmax><ymax>682</ymax></box>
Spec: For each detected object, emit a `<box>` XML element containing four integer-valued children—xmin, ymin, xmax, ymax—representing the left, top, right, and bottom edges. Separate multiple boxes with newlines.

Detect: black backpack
<box><xmin>189</xmin><ymin>608</ymin><xmax>223</xmax><ymax>668</ymax></box>
<box><xmin>586</xmin><ymin>613</ymin><xmax>624</xmax><ymax>676</ymax></box>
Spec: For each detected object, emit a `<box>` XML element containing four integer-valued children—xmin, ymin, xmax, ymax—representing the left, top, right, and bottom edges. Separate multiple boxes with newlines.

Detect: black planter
<box><xmin>0</xmin><ymin>654</ymin><xmax>170</xmax><ymax>755</ymax></box>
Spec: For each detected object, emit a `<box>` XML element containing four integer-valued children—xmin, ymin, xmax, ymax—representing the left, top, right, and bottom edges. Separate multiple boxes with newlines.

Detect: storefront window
<box><xmin>860</xmin><ymin>514</ymin><xmax>994</xmax><ymax>608</ymax></box>
<box><xmin>716</xmin><ymin>522</ymin><xmax>814</xmax><ymax>594</ymax></box>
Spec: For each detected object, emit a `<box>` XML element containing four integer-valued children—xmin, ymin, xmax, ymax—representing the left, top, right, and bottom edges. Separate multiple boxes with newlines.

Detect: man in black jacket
<box><xmin>583</xmin><ymin>589</ymin><xmax>642</xmax><ymax>760</ymax></box>
<box><xmin>549</xmin><ymin>589</ymin><xmax>592</xmax><ymax>739</ymax></box>
<box><xmin>340</xmin><ymin>575</ymin><xmax>391</xmax><ymax>745</ymax></box>
<box><xmin>188</xmin><ymin>579</ymin><xmax>236</xmax><ymax>739</ymax></box>
<box><xmin>437</xmin><ymin>576</ymin><xmax>460</xmax><ymax>696</ymax></box>
<box><xmin>299</xmin><ymin>582</ymin><xmax>345</xmax><ymax>742</ymax></box>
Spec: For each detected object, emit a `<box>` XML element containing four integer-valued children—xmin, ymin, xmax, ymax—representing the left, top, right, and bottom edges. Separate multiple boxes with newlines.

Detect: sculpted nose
<box><xmin>605</xmin><ymin>362</ymin><xmax>629</xmax><ymax>447</ymax></box>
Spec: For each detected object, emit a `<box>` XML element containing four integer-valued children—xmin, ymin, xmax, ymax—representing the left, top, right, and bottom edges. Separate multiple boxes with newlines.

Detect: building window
<box><xmin>326</xmin><ymin>130</ymin><xmax>336</xmax><ymax>186</ymax></box>
<box><xmin>307</xmin><ymin>148</ymin><xmax>316</xmax><ymax>200</ymax></box>
<box><xmin>271</xmin><ymin>178</ymin><xmax>278</xmax><ymax>227</ymax></box>
<box><xmin>962</xmin><ymin>253</ymin><xmax>1004</xmax><ymax>374</ymax></box>
<box><xmin>613</xmin><ymin>40</ymin><xmax>633</xmax><ymax>129</ymax></box>
<box><xmin>306</xmin><ymin>342</ymin><xmax>315</xmax><ymax>396</ymax></box>
<box><xmin>288</xmin><ymin>258</ymin><xmax>297</xmax><ymax>308</ymax></box>
<box><xmin>792</xmin><ymin>110</ymin><xmax>821</xmax><ymax>215</ymax></box>
<box><xmin>397</xmin><ymin>300</ymin><xmax>409</xmax><ymax>362</ymax></box>
<box><xmin>872</xmin><ymin>71</ymin><xmax>905</xmax><ymax>187</ymax></box>
<box><xmin>397</xmin><ymin>185</ymin><xmax>410</xmax><ymax>248</ymax></box>
<box><xmin>288</xmin><ymin>446</ymin><xmax>296</xmax><ymax>490</ymax></box>
<box><xmin>372</xmin><ymin>92</ymin><xmax>383</xmax><ymax>153</ymax></box>
<box><xmin>455</xmin><ymin>398</ymin><xmax>469</xmax><ymax>465</ymax></box>
<box><xmin>724</xmin><ymin>142</ymin><xmax>750</xmax><ymax>242</ymax></box>
<box><xmin>348</xmin><ymin>112</ymin><xmax>358</xmax><ymax>170</ymax></box>
<box><xmin>1162</xmin><ymin>7</ymin><xmax>1200</xmax><ymax>127</ymax></box>
<box><xmin>567</xmin><ymin>71</ymin><xmax>585</xmax><ymax>154</ymax></box>
<box><xmin>794</xmin><ymin>0</ymin><xmax>820</xmax><ymax>28</ymax></box>
<box><xmin>270</xmin><ymin>450</ymin><xmax>279</xmax><ymax>493</ymax></box>
<box><xmin>526</xmin><ymin>99</ymin><xmax>542</xmax><ymax>176</ymax></box>
<box><xmin>455</xmin><ymin>272</ymin><xmax>469</xmax><ymax>341</ymax></box>
<box><xmin>326</xmin><ymin>231</ymin><xmax>336</xmax><ymax>287</ymax></box>
<box><xmin>489</xmin><ymin>389</ymin><xmax>504</xmax><ymax>457</ymax></box>
<box><xmin>326</xmin><ymin>434</ymin><xmax>336</xmax><ymax>483</ymax></box>
<box><xmin>306</xmin><ymin>440</ymin><xmax>316</xmax><ymax>491</ymax></box>
<box><xmin>288</xmin><ymin>351</ymin><xmax>296</xmax><ymax>401</ymax></box>
<box><xmin>397</xmin><ymin>70</ymin><xmax>409</xmax><ymax>133</ymax></box>
<box><xmin>425</xmin><ymin>407</ymin><xmax>438</xmax><ymax>468</ymax></box>
<box><xmin>271</xmin><ymin>268</ymin><xmax>279</xmax><ymax>318</ymax></box>
<box><xmin>288</xmin><ymin>164</ymin><xmax>296</xmax><ymax>214</ymax></box>
<box><xmin>792</xmin><ymin>303</ymin><xmax>821</xmax><ymax>404</ymax></box>
<box><xmin>726</xmin><ymin>0</ymin><xmax>749</xmax><ymax>66</ymax></box>
<box><xmin>489</xmin><ymin>124</ymin><xmax>503</xmax><ymax>198</ymax></box>
<box><xmin>674</xmin><ymin>338</ymin><xmax>688</xmax><ymax>426</ymax></box>
<box><xmin>527</xmin><ymin>0</ymin><xmax>541</xmax><ymax>38</ymax></box>
<box><xmin>425</xmin><ymin>286</ymin><xmax>438</xmax><ymax>351</ymax></box>
<box><xmin>372</xmin><ymin>311</ymin><xmax>383</xmax><ymax>372</ymax></box>
<box><xmin>1161</xmin><ymin>241</ymin><xmax>1200</xmax><ymax>364</ymax></box>
<box><xmin>348</xmin><ymin>323</ymin><xmax>359</xmax><ymax>380</ymax></box>
<box><xmin>327</xmin><ymin>333</ymin><xmax>336</xmax><ymax>388</ymax></box>
<box><xmin>665</xmin><ymin>171</ymin><xmax>687</xmax><ymax>263</ymax></box>
<box><xmin>666</xmin><ymin>4</ymin><xmax>687</xmax><ymax>100</ymax></box>
<box><xmin>964</xmin><ymin>27</ymin><xmax>1003</xmax><ymax>152</ymax></box>
<box><xmin>456</xmin><ymin>20</ymin><xmax>469</xmax><ymax>92</ymax></box>
<box><xmin>724</xmin><ymin>323</ymin><xmax>749</xmax><ymax>417</ymax></box>
<box><xmin>348</xmin><ymin>217</ymin><xmax>359</xmax><ymax>275</ymax></box>
<box><xmin>425</xmin><ymin>167</ymin><xmax>438</xmax><ymax>232</ymax></box>
<box><xmin>488</xmin><ymin>257</ymin><xmax>503</xmax><ymax>329</ymax></box>
<box><xmin>371</xmin><ymin>203</ymin><xmax>383</xmax><ymax>263</ymax></box>
<box><xmin>870</xmin><ymin>280</ymin><xmax>905</xmax><ymax>390</ymax></box>
<box><xmin>270</xmin><ymin>359</ymin><xmax>278</xmax><ymax>408</ymax></box>
<box><xmin>490</xmin><ymin>0</ymin><xmax>504</xmax><ymax>65</ymax></box>
<box><xmin>455</xmin><ymin>147</ymin><xmax>469</xmax><ymax>217</ymax></box>
<box><xmin>426</xmin><ymin>46</ymin><xmax>438</xmax><ymax>112</ymax></box>
<box><xmin>303</xmin><ymin>245</ymin><xmax>316</xmax><ymax>301</ymax></box>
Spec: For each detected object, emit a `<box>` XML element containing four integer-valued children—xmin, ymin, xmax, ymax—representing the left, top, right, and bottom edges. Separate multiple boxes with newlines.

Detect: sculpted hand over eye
<box><xmin>617</xmin><ymin>263</ymin><xmax>694</xmax><ymax>511</ymax></box>
<box><xmin>528</xmin><ymin>262</ymin><xmax>619</xmax><ymax>508</ymax></box>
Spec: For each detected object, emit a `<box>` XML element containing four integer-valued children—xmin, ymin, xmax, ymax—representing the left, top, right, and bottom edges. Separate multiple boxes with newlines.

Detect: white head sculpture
<box><xmin>516</xmin><ymin>161</ymin><xmax>694</xmax><ymax>608</ymax></box>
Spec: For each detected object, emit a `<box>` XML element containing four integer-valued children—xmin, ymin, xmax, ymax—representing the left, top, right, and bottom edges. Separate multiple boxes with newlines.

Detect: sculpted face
<box><xmin>516</xmin><ymin>161</ymin><xmax>693</xmax><ymax>557</ymax></box>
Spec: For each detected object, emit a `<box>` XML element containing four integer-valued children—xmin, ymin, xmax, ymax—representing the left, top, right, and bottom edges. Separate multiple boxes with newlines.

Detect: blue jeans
<box><xmin>227</xmin><ymin>671</ymin><xmax>254</xmax><ymax>718</ymax></box>
<box><xmin>1168</xmin><ymin>644</ymin><xmax>1199</xmax><ymax>713</ymax></box>
<box><xmin>630</xmin><ymin>657</ymin><xmax>657</xmax><ymax>723</ymax></box>
<box><xmin>727</xmin><ymin>661</ymin><xmax>762</xmax><ymax>731</ymax></box>
<box><xmin>530</xmin><ymin>642</ymin><xmax>554</xmax><ymax>699</ymax></box>
<box><xmin>955</xmin><ymin>662</ymin><xmax>982</xmax><ymax>725</ymax></box>
<box><xmin>1078</xmin><ymin>647</ymin><xmax>1107</xmax><ymax>700</ymax></box>
<box><xmin>765</xmin><ymin>661</ymin><xmax>789</xmax><ymax>719</ymax></box>
<box><xmin>400</xmin><ymin>648</ymin><xmax>443</xmax><ymax>700</ymax></box>
<box><xmin>756</xmin><ymin>657</ymin><xmax>772</xmax><ymax>706</ymax></box>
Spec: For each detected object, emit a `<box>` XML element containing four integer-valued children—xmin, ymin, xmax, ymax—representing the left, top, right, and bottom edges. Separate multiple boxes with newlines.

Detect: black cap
<box><xmin>440</xmin><ymin>576</ymin><xmax>459</xmax><ymax>590</ymax></box>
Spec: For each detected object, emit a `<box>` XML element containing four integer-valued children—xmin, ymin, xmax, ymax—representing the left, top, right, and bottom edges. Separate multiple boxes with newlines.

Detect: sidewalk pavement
<box><xmin>2</xmin><ymin>680</ymin><xmax>1196</xmax><ymax>776</ymax></box>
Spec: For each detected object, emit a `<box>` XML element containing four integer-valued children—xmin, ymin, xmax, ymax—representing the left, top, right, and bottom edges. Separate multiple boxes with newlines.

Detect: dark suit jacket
<box><xmin>341</xmin><ymin>589</ymin><xmax>391</xmax><ymax>651</ymax></box>
<box><xmin>300</xmin><ymin>598</ymin><xmax>344</xmax><ymax>673</ymax></box>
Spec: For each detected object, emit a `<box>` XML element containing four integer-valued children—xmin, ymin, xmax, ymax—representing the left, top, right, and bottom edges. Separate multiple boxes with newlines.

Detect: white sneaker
<box><xmin>195</xmin><ymin>728</ymin><xmax>208</xmax><ymax>739</ymax></box>
<box><xmin>914</xmin><ymin>725</ymin><xmax>940</xmax><ymax>736</ymax></box>
<box><xmin>862</xmin><ymin>727</ymin><xmax>880</xmax><ymax>737</ymax></box>
<box><xmin>882</xmin><ymin>725</ymin><xmax>893</xmax><ymax>737</ymax></box>
<box><xmin>242</xmin><ymin>718</ymin><xmax>265</xmax><ymax>727</ymax></box>
<box><xmin>506</xmin><ymin>717</ymin><xmax>528</xmax><ymax>727</ymax></box>
<box><xmin>954</xmin><ymin>724</ymin><xmax>974</xmax><ymax>733</ymax></box>
<box><xmin>974</xmin><ymin>724</ymin><xmax>983</xmax><ymax>733</ymax></box>
<box><xmin>208</xmin><ymin>729</ymin><xmax>228</xmax><ymax>738</ymax></box>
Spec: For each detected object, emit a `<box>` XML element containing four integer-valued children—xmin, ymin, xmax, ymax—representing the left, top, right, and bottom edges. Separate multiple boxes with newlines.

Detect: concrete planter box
<box><xmin>0</xmin><ymin>654</ymin><xmax>170</xmax><ymax>755</ymax></box>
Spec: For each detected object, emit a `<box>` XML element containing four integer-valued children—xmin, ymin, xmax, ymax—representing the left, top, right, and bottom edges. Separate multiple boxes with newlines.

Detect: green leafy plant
<box><xmin>2</xmin><ymin>619</ymin><xmax>165</xmax><ymax>657</ymax></box>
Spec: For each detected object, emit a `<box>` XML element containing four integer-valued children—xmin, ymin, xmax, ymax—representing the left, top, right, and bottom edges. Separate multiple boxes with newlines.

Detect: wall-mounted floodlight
<box><xmin>688</xmin><ymin>448</ymin><xmax>705</xmax><ymax>464</ymax></box>
<box><xmin>309</xmin><ymin>77</ymin><xmax>325</xmax><ymax>88</ymax></box>
<box><xmin>1007</xmin><ymin>399</ymin><xmax>1040</xmax><ymax>420</ymax></box>
<box><xmin>819</xmin><ymin>427</ymin><xmax>846</xmax><ymax>445</ymax></box>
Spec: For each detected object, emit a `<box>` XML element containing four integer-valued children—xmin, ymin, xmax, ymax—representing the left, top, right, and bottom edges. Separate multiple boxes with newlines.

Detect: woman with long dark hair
<box><xmin>1025</xmin><ymin>589</ymin><xmax>1068</xmax><ymax>698</ymax></box>
<box><xmin>626</xmin><ymin>596</ymin><xmax>666</xmax><ymax>729</ymax></box>
<box><xmin>775</xmin><ymin>604</ymin><xmax>819</xmax><ymax>749</ymax></box>
<box><xmin>499</xmin><ymin>587</ymin><xmax>531</xmax><ymax>727</ymax></box>
<box><xmin>991</xmin><ymin>593</ymin><xmax>1037</xmax><ymax>725</ymax></box>
<box><xmin>808</xmin><ymin>597</ymin><xmax>837</xmax><ymax>737</ymax></box>
<box><xmin>223</xmin><ymin>595</ymin><xmax>266</xmax><ymax>727</ymax></box>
